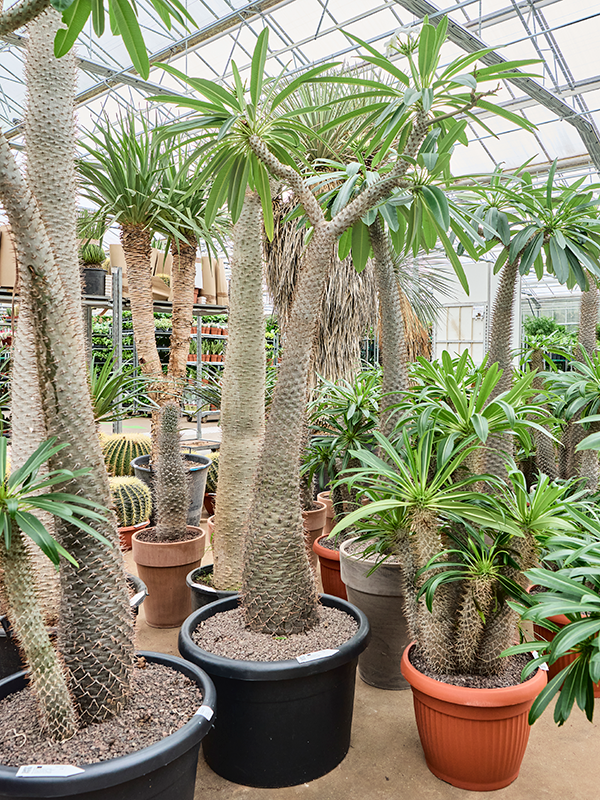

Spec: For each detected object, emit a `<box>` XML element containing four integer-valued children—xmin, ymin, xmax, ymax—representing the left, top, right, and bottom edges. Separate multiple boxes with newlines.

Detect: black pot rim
<box><xmin>131</xmin><ymin>453</ymin><xmax>209</xmax><ymax>473</ymax></box>
<box><xmin>179</xmin><ymin>594</ymin><xmax>370</xmax><ymax>681</ymax></box>
<box><xmin>0</xmin><ymin>651</ymin><xmax>216</xmax><ymax>796</ymax></box>
<box><xmin>185</xmin><ymin>566</ymin><xmax>237</xmax><ymax>597</ymax></box>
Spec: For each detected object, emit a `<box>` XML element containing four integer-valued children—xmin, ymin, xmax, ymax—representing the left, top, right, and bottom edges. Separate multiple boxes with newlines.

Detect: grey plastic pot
<box><xmin>340</xmin><ymin>537</ymin><xmax>410</xmax><ymax>690</ymax></box>
<box><xmin>131</xmin><ymin>453</ymin><xmax>210</xmax><ymax>527</ymax></box>
<box><xmin>186</xmin><ymin>565</ymin><xmax>237</xmax><ymax>612</ymax></box>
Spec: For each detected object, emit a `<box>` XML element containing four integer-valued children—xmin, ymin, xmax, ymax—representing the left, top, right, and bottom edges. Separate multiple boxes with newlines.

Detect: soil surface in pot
<box><xmin>409</xmin><ymin>645</ymin><xmax>534</xmax><ymax>689</ymax></box>
<box><xmin>192</xmin><ymin>607</ymin><xmax>358</xmax><ymax>661</ymax></box>
<box><xmin>318</xmin><ymin>534</ymin><xmax>352</xmax><ymax>552</ymax></box>
<box><xmin>343</xmin><ymin>539</ymin><xmax>401</xmax><ymax>562</ymax></box>
<box><xmin>135</xmin><ymin>527</ymin><xmax>199</xmax><ymax>543</ymax></box>
<box><xmin>0</xmin><ymin>658</ymin><xmax>202</xmax><ymax>767</ymax></box>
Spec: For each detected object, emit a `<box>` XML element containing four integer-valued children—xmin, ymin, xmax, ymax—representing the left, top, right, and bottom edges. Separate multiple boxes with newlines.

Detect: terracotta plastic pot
<box><xmin>313</xmin><ymin>534</ymin><xmax>347</xmax><ymax>600</ymax></box>
<box><xmin>132</xmin><ymin>527</ymin><xmax>206</xmax><ymax>628</ymax></box>
<box><xmin>118</xmin><ymin>519</ymin><xmax>150</xmax><ymax>551</ymax></box>
<box><xmin>203</xmin><ymin>492</ymin><xmax>216</xmax><ymax>517</ymax></box>
<box><xmin>317</xmin><ymin>491</ymin><xmax>335</xmax><ymax>535</ymax></box>
<box><xmin>340</xmin><ymin>538</ymin><xmax>409</xmax><ymax>690</ymax></box>
<box><xmin>401</xmin><ymin>644</ymin><xmax>546</xmax><ymax>791</ymax></box>
<box><xmin>302</xmin><ymin>501</ymin><xmax>327</xmax><ymax>572</ymax></box>
<box><xmin>179</xmin><ymin>594</ymin><xmax>370</xmax><ymax>788</ymax></box>
<box><xmin>534</xmin><ymin>614</ymin><xmax>600</xmax><ymax>697</ymax></box>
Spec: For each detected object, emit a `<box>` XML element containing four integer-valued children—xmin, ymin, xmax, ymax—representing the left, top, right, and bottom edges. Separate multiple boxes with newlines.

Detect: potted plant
<box><xmin>102</xmin><ymin>432</ymin><xmax>152</xmax><ymax>477</ymax></box>
<box><xmin>108</xmin><ymin>475</ymin><xmax>152</xmax><ymax>551</ymax></box>
<box><xmin>79</xmin><ymin>242</ymin><xmax>108</xmax><ymax>296</ymax></box>
<box><xmin>132</xmin><ymin>403</ymin><xmax>207</xmax><ymax>628</ymax></box>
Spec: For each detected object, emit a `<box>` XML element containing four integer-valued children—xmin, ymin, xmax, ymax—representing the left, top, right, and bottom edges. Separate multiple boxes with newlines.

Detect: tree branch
<box><xmin>248</xmin><ymin>134</ymin><xmax>325</xmax><ymax>229</ymax></box>
<box><xmin>0</xmin><ymin>0</ymin><xmax>50</xmax><ymax>36</ymax></box>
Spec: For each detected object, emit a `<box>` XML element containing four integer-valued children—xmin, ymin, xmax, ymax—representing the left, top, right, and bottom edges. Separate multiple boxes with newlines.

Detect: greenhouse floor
<box><xmin>124</xmin><ymin>531</ymin><xmax>600</xmax><ymax>800</ymax></box>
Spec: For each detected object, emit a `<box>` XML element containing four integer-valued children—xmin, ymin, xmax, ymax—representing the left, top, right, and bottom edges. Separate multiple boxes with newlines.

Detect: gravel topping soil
<box><xmin>409</xmin><ymin>646</ymin><xmax>536</xmax><ymax>689</ymax></box>
<box><xmin>318</xmin><ymin>535</ymin><xmax>343</xmax><ymax>552</ymax></box>
<box><xmin>344</xmin><ymin>539</ymin><xmax>402</xmax><ymax>563</ymax></box>
<box><xmin>0</xmin><ymin>659</ymin><xmax>203</xmax><ymax>768</ymax></box>
<box><xmin>192</xmin><ymin>606</ymin><xmax>358</xmax><ymax>661</ymax></box>
<box><xmin>136</xmin><ymin>527</ymin><xmax>200</xmax><ymax>543</ymax></box>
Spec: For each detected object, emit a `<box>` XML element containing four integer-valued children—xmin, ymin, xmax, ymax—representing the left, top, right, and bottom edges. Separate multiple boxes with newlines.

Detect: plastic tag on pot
<box><xmin>16</xmin><ymin>765</ymin><xmax>85</xmax><ymax>778</ymax></box>
<box><xmin>532</xmin><ymin>651</ymin><xmax>549</xmax><ymax>671</ymax></box>
<box><xmin>129</xmin><ymin>590</ymin><xmax>146</xmax><ymax>607</ymax></box>
<box><xmin>296</xmin><ymin>649</ymin><xmax>339</xmax><ymax>663</ymax></box>
<box><xmin>195</xmin><ymin>704</ymin><xmax>214</xmax><ymax>721</ymax></box>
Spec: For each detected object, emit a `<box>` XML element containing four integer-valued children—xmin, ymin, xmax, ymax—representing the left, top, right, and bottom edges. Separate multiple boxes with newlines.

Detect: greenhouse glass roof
<box><xmin>1</xmin><ymin>0</ymin><xmax>600</xmax><ymax>184</ymax></box>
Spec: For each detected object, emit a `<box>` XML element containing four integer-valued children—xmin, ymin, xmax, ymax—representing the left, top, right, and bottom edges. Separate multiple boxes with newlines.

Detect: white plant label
<box><xmin>129</xmin><ymin>590</ymin><xmax>146</xmax><ymax>607</ymax></box>
<box><xmin>195</xmin><ymin>705</ymin><xmax>214</xmax><ymax>721</ymax></box>
<box><xmin>296</xmin><ymin>649</ymin><xmax>339</xmax><ymax>663</ymax></box>
<box><xmin>16</xmin><ymin>765</ymin><xmax>85</xmax><ymax>778</ymax></box>
<box><xmin>532</xmin><ymin>651</ymin><xmax>549</xmax><ymax>671</ymax></box>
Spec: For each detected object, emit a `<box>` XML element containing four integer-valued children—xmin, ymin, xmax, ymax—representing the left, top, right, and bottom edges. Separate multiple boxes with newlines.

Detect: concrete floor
<box><xmin>126</xmin><ymin>536</ymin><xmax>600</xmax><ymax>800</ymax></box>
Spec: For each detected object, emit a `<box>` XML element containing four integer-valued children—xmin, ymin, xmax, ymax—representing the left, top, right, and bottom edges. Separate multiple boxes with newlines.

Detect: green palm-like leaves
<box><xmin>0</xmin><ymin>437</ymin><xmax>110</xmax><ymax>567</ymax></box>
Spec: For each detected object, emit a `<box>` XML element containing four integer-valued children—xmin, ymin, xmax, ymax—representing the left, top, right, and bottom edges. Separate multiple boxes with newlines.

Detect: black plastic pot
<box><xmin>0</xmin><ymin>574</ymin><xmax>147</xmax><ymax>681</ymax></box>
<box><xmin>0</xmin><ymin>651</ymin><xmax>216</xmax><ymax>800</ymax></box>
<box><xmin>179</xmin><ymin>594</ymin><xmax>370</xmax><ymax>788</ymax></box>
<box><xmin>81</xmin><ymin>267</ymin><xmax>106</xmax><ymax>296</ymax></box>
<box><xmin>186</xmin><ymin>565</ymin><xmax>237</xmax><ymax>612</ymax></box>
<box><xmin>132</xmin><ymin>454</ymin><xmax>210</xmax><ymax>527</ymax></box>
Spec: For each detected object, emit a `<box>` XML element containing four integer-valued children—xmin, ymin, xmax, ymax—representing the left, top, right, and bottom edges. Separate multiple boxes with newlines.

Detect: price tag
<box><xmin>296</xmin><ymin>649</ymin><xmax>338</xmax><ymax>663</ymax></box>
<box><xmin>194</xmin><ymin>705</ymin><xmax>214</xmax><ymax>721</ymax></box>
<box><xmin>16</xmin><ymin>765</ymin><xmax>84</xmax><ymax>778</ymax></box>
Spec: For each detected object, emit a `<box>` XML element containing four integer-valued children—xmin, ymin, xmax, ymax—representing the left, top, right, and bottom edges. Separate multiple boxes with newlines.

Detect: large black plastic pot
<box><xmin>0</xmin><ymin>574</ymin><xmax>147</xmax><ymax>681</ymax></box>
<box><xmin>179</xmin><ymin>594</ymin><xmax>370</xmax><ymax>788</ymax></box>
<box><xmin>186</xmin><ymin>565</ymin><xmax>236</xmax><ymax>612</ymax></box>
<box><xmin>0</xmin><ymin>651</ymin><xmax>216</xmax><ymax>800</ymax></box>
<box><xmin>340</xmin><ymin>538</ymin><xmax>410</xmax><ymax>690</ymax></box>
<box><xmin>132</xmin><ymin>454</ymin><xmax>210</xmax><ymax>527</ymax></box>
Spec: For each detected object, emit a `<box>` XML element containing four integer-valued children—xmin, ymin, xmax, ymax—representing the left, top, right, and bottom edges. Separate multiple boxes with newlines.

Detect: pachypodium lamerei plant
<box><xmin>155</xmin><ymin>22</ymin><xmax>538</xmax><ymax>635</ymax></box>
<box><xmin>331</xmin><ymin>365</ymin><xmax>578</xmax><ymax>678</ymax></box>
<box><xmin>154</xmin><ymin>402</ymin><xmax>190</xmax><ymax>541</ymax></box>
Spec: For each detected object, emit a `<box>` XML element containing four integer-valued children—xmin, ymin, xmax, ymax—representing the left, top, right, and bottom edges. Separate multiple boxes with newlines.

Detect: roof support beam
<box><xmin>393</xmin><ymin>0</ymin><xmax>600</xmax><ymax>173</ymax></box>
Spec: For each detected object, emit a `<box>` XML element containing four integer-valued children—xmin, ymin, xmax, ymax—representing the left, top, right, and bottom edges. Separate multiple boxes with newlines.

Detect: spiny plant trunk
<box><xmin>454</xmin><ymin>577</ymin><xmax>495</xmax><ymax>674</ymax></box>
<box><xmin>481</xmin><ymin>257</ymin><xmax>521</xmax><ymax>479</ymax></box>
<box><xmin>242</xmin><ymin>113</ymin><xmax>430</xmax><ymax>635</ymax></box>
<box><xmin>155</xmin><ymin>403</ymin><xmax>189</xmax><ymax>541</ymax></box>
<box><xmin>10</xmin><ymin>300</ymin><xmax>61</xmax><ymax>625</ymax></box>
<box><xmin>168</xmin><ymin>234</ymin><xmax>197</xmax><ymax>385</ymax></box>
<box><xmin>1</xmin><ymin>524</ymin><xmax>78</xmax><ymax>740</ymax></box>
<box><xmin>530</xmin><ymin>348</ymin><xmax>557</xmax><ymax>480</ymax></box>
<box><xmin>0</xmin><ymin>126</ymin><xmax>134</xmax><ymax>729</ymax></box>
<box><xmin>412</xmin><ymin>508</ymin><xmax>455</xmax><ymax>673</ymax></box>
<box><xmin>369</xmin><ymin>217</ymin><xmax>408</xmax><ymax>438</ymax></box>
<box><xmin>213</xmin><ymin>192</ymin><xmax>266</xmax><ymax>591</ymax></box>
<box><xmin>573</xmin><ymin>281</ymin><xmax>600</xmax><ymax>489</ymax></box>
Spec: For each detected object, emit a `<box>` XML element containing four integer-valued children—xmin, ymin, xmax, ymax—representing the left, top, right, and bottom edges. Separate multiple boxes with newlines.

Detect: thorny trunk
<box><xmin>1</xmin><ymin>524</ymin><xmax>78</xmax><ymax>740</ymax></box>
<box><xmin>168</xmin><ymin>234</ymin><xmax>197</xmax><ymax>386</ymax></box>
<box><xmin>0</xmin><ymin>100</ymin><xmax>134</xmax><ymax>731</ymax></box>
<box><xmin>213</xmin><ymin>193</ymin><xmax>265</xmax><ymax>591</ymax></box>
<box><xmin>369</xmin><ymin>217</ymin><xmax>408</xmax><ymax>438</ymax></box>
<box><xmin>572</xmin><ymin>281</ymin><xmax>600</xmax><ymax>490</ymax></box>
<box><xmin>481</xmin><ymin>256</ymin><xmax>521</xmax><ymax>479</ymax></box>
<box><xmin>530</xmin><ymin>348</ymin><xmax>557</xmax><ymax>480</ymax></box>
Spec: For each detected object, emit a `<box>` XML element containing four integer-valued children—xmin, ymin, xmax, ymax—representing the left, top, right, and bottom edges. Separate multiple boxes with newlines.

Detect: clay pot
<box><xmin>203</xmin><ymin>492</ymin><xmax>216</xmax><ymax>516</ymax></box>
<box><xmin>118</xmin><ymin>519</ymin><xmax>150</xmax><ymax>551</ymax></box>
<box><xmin>191</xmin><ymin>326</ymin><xmax>197</xmax><ymax>334</ymax></box>
<box><xmin>317</xmin><ymin>491</ymin><xmax>335</xmax><ymax>535</ymax></box>
<box><xmin>534</xmin><ymin>614</ymin><xmax>600</xmax><ymax>697</ymax></box>
<box><xmin>302</xmin><ymin>501</ymin><xmax>327</xmax><ymax>573</ymax></box>
<box><xmin>340</xmin><ymin>538</ymin><xmax>409</xmax><ymax>690</ymax></box>
<box><xmin>188</xmin><ymin>353</ymin><xmax>197</xmax><ymax>362</ymax></box>
<box><xmin>401</xmin><ymin>644</ymin><xmax>546</xmax><ymax>791</ymax></box>
<box><xmin>132</xmin><ymin>526</ymin><xmax>206</xmax><ymax>628</ymax></box>
<box><xmin>313</xmin><ymin>534</ymin><xmax>347</xmax><ymax>600</ymax></box>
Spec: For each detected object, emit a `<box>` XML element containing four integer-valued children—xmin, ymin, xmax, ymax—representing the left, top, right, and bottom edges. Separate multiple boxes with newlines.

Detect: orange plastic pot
<box><xmin>534</xmin><ymin>614</ymin><xmax>600</xmax><ymax>697</ymax></box>
<box><xmin>302</xmin><ymin>500</ymin><xmax>327</xmax><ymax>573</ymax></box>
<box><xmin>313</xmin><ymin>534</ymin><xmax>347</xmax><ymax>600</ymax></box>
<box><xmin>401</xmin><ymin>644</ymin><xmax>546</xmax><ymax>791</ymax></box>
<box><xmin>132</xmin><ymin>527</ymin><xmax>206</xmax><ymax>628</ymax></box>
<box><xmin>118</xmin><ymin>519</ymin><xmax>149</xmax><ymax>551</ymax></box>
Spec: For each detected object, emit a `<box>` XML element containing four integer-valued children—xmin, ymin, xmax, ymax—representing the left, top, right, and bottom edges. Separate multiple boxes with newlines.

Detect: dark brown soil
<box><xmin>409</xmin><ymin>646</ymin><xmax>536</xmax><ymax>689</ymax></box>
<box><xmin>0</xmin><ymin>659</ymin><xmax>203</xmax><ymax>767</ymax></box>
<box><xmin>191</xmin><ymin>568</ymin><xmax>215</xmax><ymax>587</ymax></box>
<box><xmin>192</xmin><ymin>606</ymin><xmax>358</xmax><ymax>661</ymax></box>
<box><xmin>136</xmin><ymin>526</ymin><xmax>200</xmax><ymax>543</ymax></box>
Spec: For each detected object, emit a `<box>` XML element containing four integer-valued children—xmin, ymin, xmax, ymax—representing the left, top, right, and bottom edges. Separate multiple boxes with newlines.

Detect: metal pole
<box><xmin>196</xmin><ymin>310</ymin><xmax>203</xmax><ymax>441</ymax></box>
<box><xmin>112</xmin><ymin>268</ymin><xmax>123</xmax><ymax>434</ymax></box>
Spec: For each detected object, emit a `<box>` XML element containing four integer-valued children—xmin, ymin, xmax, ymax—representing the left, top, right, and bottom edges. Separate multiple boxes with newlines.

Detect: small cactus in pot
<box><xmin>109</xmin><ymin>476</ymin><xmax>152</xmax><ymax>527</ymax></box>
<box><xmin>102</xmin><ymin>433</ymin><xmax>152</xmax><ymax>476</ymax></box>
